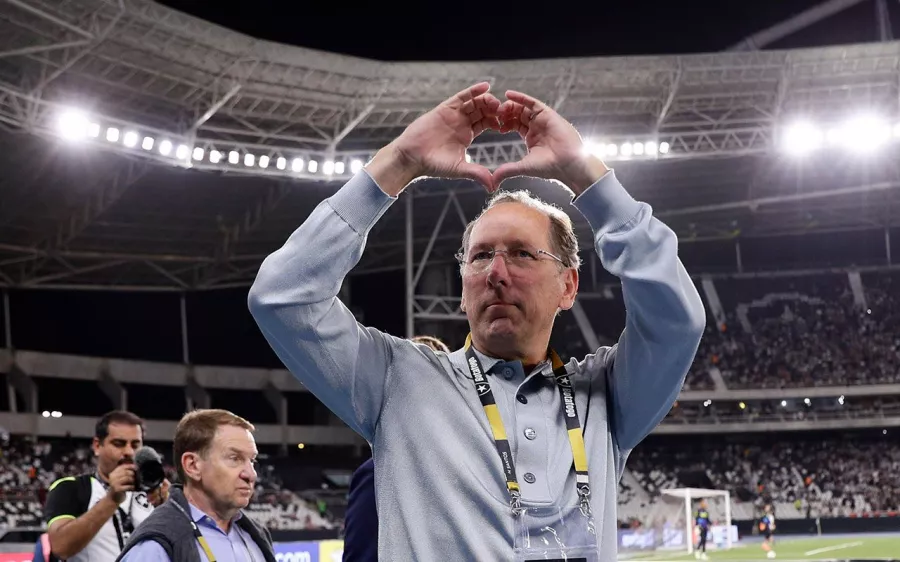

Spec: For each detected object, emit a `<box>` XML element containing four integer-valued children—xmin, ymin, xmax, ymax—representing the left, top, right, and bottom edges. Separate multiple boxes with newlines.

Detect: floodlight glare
<box><xmin>334</xmin><ymin>161</ymin><xmax>345</xmax><ymax>175</ymax></box>
<box><xmin>276</xmin><ymin>157</ymin><xmax>286</xmax><ymax>170</ymax></box>
<box><xmin>58</xmin><ymin>110</ymin><xmax>89</xmax><ymax>140</ymax></box>
<box><xmin>350</xmin><ymin>159</ymin><xmax>363</xmax><ymax>174</ymax></box>
<box><xmin>323</xmin><ymin>160</ymin><xmax>335</xmax><ymax>175</ymax></box>
<box><xmin>782</xmin><ymin>121</ymin><xmax>823</xmax><ymax>156</ymax></box>
<box><xmin>839</xmin><ymin>115</ymin><xmax>891</xmax><ymax>153</ymax></box>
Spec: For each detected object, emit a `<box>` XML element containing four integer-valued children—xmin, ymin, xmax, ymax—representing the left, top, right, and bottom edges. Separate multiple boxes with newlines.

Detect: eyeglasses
<box><xmin>455</xmin><ymin>246</ymin><xmax>565</xmax><ymax>274</ymax></box>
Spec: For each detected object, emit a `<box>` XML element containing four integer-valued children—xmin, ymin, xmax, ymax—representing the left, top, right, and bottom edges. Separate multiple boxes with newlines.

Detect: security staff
<box><xmin>43</xmin><ymin>411</ymin><xmax>169</xmax><ymax>562</ymax></box>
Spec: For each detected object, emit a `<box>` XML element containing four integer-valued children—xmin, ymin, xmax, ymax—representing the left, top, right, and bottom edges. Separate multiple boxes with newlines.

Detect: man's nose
<box><xmin>486</xmin><ymin>253</ymin><xmax>511</xmax><ymax>286</ymax></box>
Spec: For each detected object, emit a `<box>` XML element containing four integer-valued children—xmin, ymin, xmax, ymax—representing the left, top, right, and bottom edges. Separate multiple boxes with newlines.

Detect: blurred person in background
<box><xmin>42</xmin><ymin>411</ymin><xmax>169</xmax><ymax>562</ymax></box>
<box><xmin>118</xmin><ymin>409</ymin><xmax>274</xmax><ymax>562</ymax></box>
<box><xmin>342</xmin><ymin>335</ymin><xmax>450</xmax><ymax>562</ymax></box>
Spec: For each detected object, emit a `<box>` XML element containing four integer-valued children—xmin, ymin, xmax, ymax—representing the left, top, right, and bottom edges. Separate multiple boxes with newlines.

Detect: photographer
<box><xmin>43</xmin><ymin>411</ymin><xmax>170</xmax><ymax>562</ymax></box>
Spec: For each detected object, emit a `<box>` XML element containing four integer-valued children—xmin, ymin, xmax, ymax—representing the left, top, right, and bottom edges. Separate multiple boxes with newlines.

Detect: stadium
<box><xmin>0</xmin><ymin>0</ymin><xmax>899</xmax><ymax>560</ymax></box>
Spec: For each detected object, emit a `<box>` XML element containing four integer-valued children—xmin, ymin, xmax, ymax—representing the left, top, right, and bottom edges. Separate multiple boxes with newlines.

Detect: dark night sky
<box><xmin>156</xmin><ymin>1</ymin><xmax>892</xmax><ymax>60</ymax></box>
<box><xmin>3</xmin><ymin>0</ymin><xmax>898</xmax><ymax>392</ymax></box>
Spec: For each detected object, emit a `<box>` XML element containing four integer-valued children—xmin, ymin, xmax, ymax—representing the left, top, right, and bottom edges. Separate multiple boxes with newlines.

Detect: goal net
<box><xmin>618</xmin><ymin>488</ymin><xmax>737</xmax><ymax>555</ymax></box>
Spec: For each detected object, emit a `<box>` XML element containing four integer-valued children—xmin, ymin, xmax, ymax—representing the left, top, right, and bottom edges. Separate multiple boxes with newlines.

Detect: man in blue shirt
<box><xmin>250</xmin><ymin>82</ymin><xmax>705</xmax><ymax>560</ymax></box>
<box><xmin>117</xmin><ymin>409</ymin><xmax>274</xmax><ymax>562</ymax></box>
<box><xmin>342</xmin><ymin>336</ymin><xmax>449</xmax><ymax>562</ymax></box>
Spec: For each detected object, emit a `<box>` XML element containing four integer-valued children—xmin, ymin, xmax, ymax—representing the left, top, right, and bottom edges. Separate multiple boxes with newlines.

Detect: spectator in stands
<box><xmin>249</xmin><ymin>83</ymin><xmax>705</xmax><ymax>560</ymax></box>
<box><xmin>342</xmin><ymin>335</ymin><xmax>451</xmax><ymax>562</ymax></box>
<box><xmin>42</xmin><ymin>410</ymin><xmax>169</xmax><ymax>562</ymax></box>
<box><xmin>118</xmin><ymin>409</ymin><xmax>275</xmax><ymax>562</ymax></box>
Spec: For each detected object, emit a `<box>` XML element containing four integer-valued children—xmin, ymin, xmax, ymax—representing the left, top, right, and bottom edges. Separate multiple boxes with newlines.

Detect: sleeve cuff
<box><xmin>571</xmin><ymin>169</ymin><xmax>643</xmax><ymax>236</ymax></box>
<box><xmin>327</xmin><ymin>169</ymin><xmax>397</xmax><ymax>235</ymax></box>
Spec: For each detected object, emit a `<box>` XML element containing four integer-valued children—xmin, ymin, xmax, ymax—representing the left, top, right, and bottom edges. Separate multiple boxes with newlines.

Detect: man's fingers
<box><xmin>454</xmin><ymin>162</ymin><xmax>494</xmax><ymax>191</ymax></box>
<box><xmin>490</xmin><ymin>161</ymin><xmax>525</xmax><ymax>192</ymax></box>
<box><xmin>505</xmin><ymin>90</ymin><xmax>543</xmax><ymax>110</ymax></box>
<box><xmin>451</xmin><ymin>82</ymin><xmax>491</xmax><ymax>105</ymax></box>
<box><xmin>472</xmin><ymin>116</ymin><xmax>501</xmax><ymax>136</ymax></box>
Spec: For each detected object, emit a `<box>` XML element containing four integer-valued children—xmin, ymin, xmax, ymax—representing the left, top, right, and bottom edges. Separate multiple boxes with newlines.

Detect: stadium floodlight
<box><xmin>782</xmin><ymin>120</ymin><xmax>823</xmax><ymax>156</ymax></box>
<box><xmin>620</xmin><ymin>142</ymin><xmax>633</xmax><ymax>157</ymax></box>
<box><xmin>106</xmin><ymin>127</ymin><xmax>120</xmax><ymax>143</ymax></box>
<box><xmin>836</xmin><ymin>115</ymin><xmax>892</xmax><ymax>153</ymax></box>
<box><xmin>323</xmin><ymin>160</ymin><xmax>335</xmax><ymax>175</ymax></box>
<box><xmin>781</xmin><ymin>400</ymin><xmax>787</xmax><ymax>407</ymax></box>
<box><xmin>308</xmin><ymin>159</ymin><xmax>318</xmax><ymax>173</ymax></box>
<box><xmin>42</xmin><ymin>411</ymin><xmax>50</xmax><ymax>418</ymax></box>
<box><xmin>292</xmin><ymin>158</ymin><xmax>304</xmax><ymax>172</ymax></box>
<box><xmin>659</xmin><ymin>141</ymin><xmax>670</xmax><ymax>154</ymax></box>
<box><xmin>142</xmin><ymin>136</ymin><xmax>154</xmax><ymax>150</ymax></box>
<box><xmin>244</xmin><ymin>153</ymin><xmax>255</xmax><ymax>167</ymax></box>
<box><xmin>605</xmin><ymin>143</ymin><xmax>618</xmax><ymax>157</ymax></box>
<box><xmin>644</xmin><ymin>141</ymin><xmax>658</xmax><ymax>155</ymax></box>
<box><xmin>192</xmin><ymin>147</ymin><xmax>204</xmax><ymax>161</ymax></box>
<box><xmin>209</xmin><ymin>150</ymin><xmax>221</xmax><ymax>163</ymax></box>
<box><xmin>176</xmin><ymin>144</ymin><xmax>190</xmax><ymax>160</ymax></box>
<box><xmin>159</xmin><ymin>140</ymin><xmax>172</xmax><ymax>156</ymax></box>
<box><xmin>228</xmin><ymin>151</ymin><xmax>239</xmax><ymax>164</ymax></box>
<box><xmin>632</xmin><ymin>142</ymin><xmax>644</xmax><ymax>155</ymax></box>
<box><xmin>335</xmin><ymin>161</ymin><xmax>345</xmax><ymax>175</ymax></box>
<box><xmin>58</xmin><ymin>110</ymin><xmax>90</xmax><ymax>140</ymax></box>
<box><xmin>123</xmin><ymin>131</ymin><xmax>138</xmax><ymax>148</ymax></box>
<box><xmin>259</xmin><ymin>155</ymin><xmax>269</xmax><ymax>168</ymax></box>
<box><xmin>276</xmin><ymin>157</ymin><xmax>286</xmax><ymax>170</ymax></box>
<box><xmin>350</xmin><ymin>159</ymin><xmax>363</xmax><ymax>174</ymax></box>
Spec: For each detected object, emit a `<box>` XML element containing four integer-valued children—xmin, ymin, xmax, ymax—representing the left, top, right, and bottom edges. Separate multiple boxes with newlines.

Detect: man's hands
<box><xmin>366</xmin><ymin>82</ymin><xmax>500</xmax><ymax>196</ymax></box>
<box><xmin>105</xmin><ymin>463</ymin><xmax>136</xmax><ymax>505</ymax></box>
<box><xmin>494</xmin><ymin>90</ymin><xmax>609</xmax><ymax>195</ymax></box>
<box><xmin>365</xmin><ymin>83</ymin><xmax>609</xmax><ymax>196</ymax></box>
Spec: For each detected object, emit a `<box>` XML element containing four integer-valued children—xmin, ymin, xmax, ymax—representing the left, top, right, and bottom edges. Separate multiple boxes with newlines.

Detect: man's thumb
<box><xmin>490</xmin><ymin>161</ymin><xmax>526</xmax><ymax>192</ymax></box>
<box><xmin>454</xmin><ymin>162</ymin><xmax>494</xmax><ymax>191</ymax></box>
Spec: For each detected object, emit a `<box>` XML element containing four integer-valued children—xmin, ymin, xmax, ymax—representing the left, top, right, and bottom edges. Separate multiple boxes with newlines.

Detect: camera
<box><xmin>133</xmin><ymin>446</ymin><xmax>166</xmax><ymax>492</ymax></box>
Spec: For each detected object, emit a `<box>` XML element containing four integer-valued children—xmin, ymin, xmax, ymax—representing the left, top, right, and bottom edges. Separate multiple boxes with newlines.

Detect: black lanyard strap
<box><xmin>463</xmin><ymin>334</ymin><xmax>591</xmax><ymax>517</ymax></box>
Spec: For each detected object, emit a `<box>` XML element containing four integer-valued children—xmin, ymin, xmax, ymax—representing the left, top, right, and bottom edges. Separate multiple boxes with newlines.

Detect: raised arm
<box><xmin>492</xmin><ymin>90</ymin><xmax>705</xmax><ymax>452</ymax></box>
<box><xmin>248</xmin><ymin>83</ymin><xmax>501</xmax><ymax>440</ymax></box>
<box><xmin>574</xmin><ymin>171</ymin><xmax>705</xmax><ymax>451</ymax></box>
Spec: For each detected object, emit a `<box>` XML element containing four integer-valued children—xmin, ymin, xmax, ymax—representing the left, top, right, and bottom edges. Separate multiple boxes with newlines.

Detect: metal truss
<box><xmin>0</xmin><ymin>0</ymin><xmax>897</xmax><ymax>182</ymax></box>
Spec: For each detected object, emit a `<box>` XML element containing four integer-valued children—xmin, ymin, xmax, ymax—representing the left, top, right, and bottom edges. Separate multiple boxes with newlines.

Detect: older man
<box><xmin>117</xmin><ymin>409</ymin><xmax>274</xmax><ymax>562</ymax></box>
<box><xmin>249</xmin><ymin>83</ymin><xmax>705</xmax><ymax>560</ymax></box>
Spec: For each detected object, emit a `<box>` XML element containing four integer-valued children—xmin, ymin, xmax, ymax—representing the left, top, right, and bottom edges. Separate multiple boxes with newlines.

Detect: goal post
<box><xmin>660</xmin><ymin>487</ymin><xmax>736</xmax><ymax>554</ymax></box>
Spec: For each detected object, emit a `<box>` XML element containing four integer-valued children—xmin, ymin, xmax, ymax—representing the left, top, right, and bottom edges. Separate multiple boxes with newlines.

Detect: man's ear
<box><xmin>558</xmin><ymin>268</ymin><xmax>579</xmax><ymax>311</ymax></box>
<box><xmin>181</xmin><ymin>452</ymin><xmax>202</xmax><ymax>482</ymax></box>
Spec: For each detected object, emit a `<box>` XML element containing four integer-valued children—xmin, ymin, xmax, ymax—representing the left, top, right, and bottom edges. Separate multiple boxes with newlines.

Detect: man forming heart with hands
<box><xmin>366</xmin><ymin>81</ymin><xmax>610</xmax><ymax>196</ymax></box>
<box><xmin>250</xmin><ymin>82</ymin><xmax>705</xmax><ymax>560</ymax></box>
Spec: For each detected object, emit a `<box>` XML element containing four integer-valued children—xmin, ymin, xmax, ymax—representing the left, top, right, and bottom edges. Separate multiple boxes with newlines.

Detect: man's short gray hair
<box><xmin>460</xmin><ymin>190</ymin><xmax>582</xmax><ymax>270</ymax></box>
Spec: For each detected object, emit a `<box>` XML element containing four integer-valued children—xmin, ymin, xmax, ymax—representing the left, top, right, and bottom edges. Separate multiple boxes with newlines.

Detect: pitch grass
<box><xmin>623</xmin><ymin>535</ymin><xmax>900</xmax><ymax>561</ymax></box>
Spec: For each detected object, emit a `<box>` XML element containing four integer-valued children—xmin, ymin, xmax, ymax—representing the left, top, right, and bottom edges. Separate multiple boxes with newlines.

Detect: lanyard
<box><xmin>463</xmin><ymin>334</ymin><xmax>591</xmax><ymax>518</ymax></box>
<box><xmin>171</xmin><ymin>500</ymin><xmax>219</xmax><ymax>562</ymax></box>
<box><xmin>93</xmin><ymin>475</ymin><xmax>133</xmax><ymax>551</ymax></box>
<box><xmin>170</xmin><ymin>500</ymin><xmax>255</xmax><ymax>562</ymax></box>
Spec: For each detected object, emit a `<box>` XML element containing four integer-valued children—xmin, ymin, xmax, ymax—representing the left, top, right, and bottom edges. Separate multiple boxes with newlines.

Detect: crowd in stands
<box><xmin>0</xmin><ymin>434</ymin><xmax>336</xmax><ymax>532</ymax></box>
<box><xmin>686</xmin><ymin>271</ymin><xmax>899</xmax><ymax>390</ymax></box>
<box><xmin>622</xmin><ymin>434</ymin><xmax>900</xmax><ymax>520</ymax></box>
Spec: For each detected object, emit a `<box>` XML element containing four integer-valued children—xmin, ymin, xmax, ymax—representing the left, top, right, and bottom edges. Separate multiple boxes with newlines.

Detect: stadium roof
<box><xmin>0</xmin><ymin>0</ymin><xmax>898</xmax><ymax>291</ymax></box>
